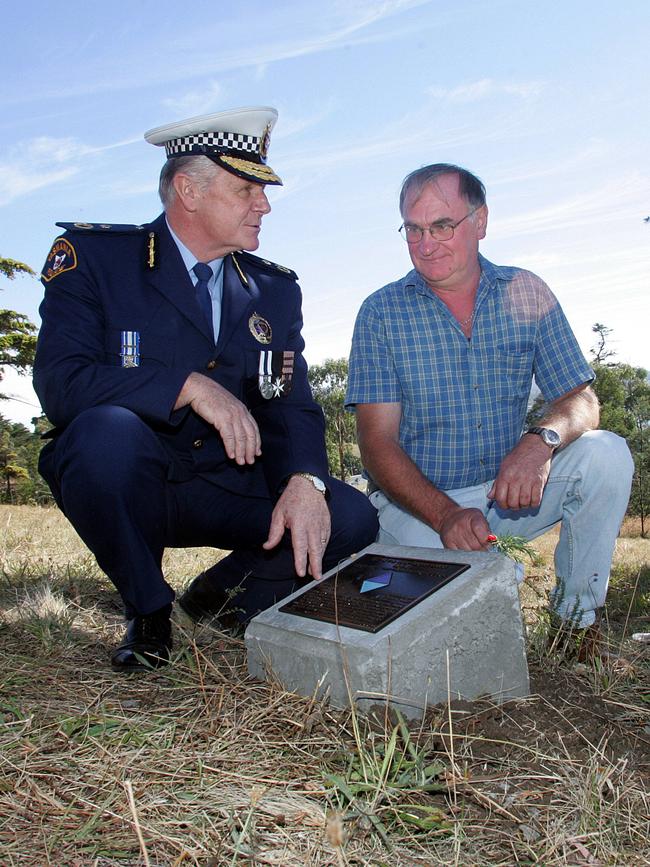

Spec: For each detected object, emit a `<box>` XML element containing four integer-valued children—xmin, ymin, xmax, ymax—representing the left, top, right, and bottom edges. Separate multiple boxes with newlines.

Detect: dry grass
<box><xmin>0</xmin><ymin>505</ymin><xmax>648</xmax><ymax>866</ymax></box>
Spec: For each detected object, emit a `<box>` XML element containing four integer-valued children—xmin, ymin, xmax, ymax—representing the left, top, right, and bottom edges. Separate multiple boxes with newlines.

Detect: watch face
<box><xmin>528</xmin><ymin>427</ymin><xmax>560</xmax><ymax>447</ymax></box>
<box><xmin>297</xmin><ymin>472</ymin><xmax>326</xmax><ymax>492</ymax></box>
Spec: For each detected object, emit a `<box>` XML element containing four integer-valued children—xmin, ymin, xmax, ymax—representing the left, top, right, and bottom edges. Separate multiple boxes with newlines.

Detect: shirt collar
<box><xmin>165</xmin><ymin>217</ymin><xmax>224</xmax><ymax>285</ymax></box>
<box><xmin>406</xmin><ymin>253</ymin><xmax>505</xmax><ymax>296</ymax></box>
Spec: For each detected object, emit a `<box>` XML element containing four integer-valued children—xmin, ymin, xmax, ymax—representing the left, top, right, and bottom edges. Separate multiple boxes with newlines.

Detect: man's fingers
<box><xmin>239</xmin><ymin>410</ymin><xmax>261</xmax><ymax>463</ymax></box>
<box><xmin>225</xmin><ymin>408</ymin><xmax>261</xmax><ymax>465</ymax></box>
<box><xmin>262</xmin><ymin>511</ymin><xmax>285</xmax><ymax>552</ymax></box>
<box><xmin>291</xmin><ymin>521</ymin><xmax>329</xmax><ymax>580</ymax></box>
<box><xmin>307</xmin><ymin>547</ymin><xmax>324</xmax><ymax>581</ymax></box>
<box><xmin>441</xmin><ymin>507</ymin><xmax>490</xmax><ymax>550</ymax></box>
<box><xmin>305</xmin><ymin>530</ymin><xmax>329</xmax><ymax>580</ymax></box>
<box><xmin>292</xmin><ymin>536</ymin><xmax>309</xmax><ymax>578</ymax></box>
<box><xmin>189</xmin><ymin>380</ymin><xmax>261</xmax><ymax>465</ymax></box>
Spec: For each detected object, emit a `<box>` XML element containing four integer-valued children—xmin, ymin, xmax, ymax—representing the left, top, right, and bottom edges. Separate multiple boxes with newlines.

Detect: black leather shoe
<box><xmin>110</xmin><ymin>607</ymin><xmax>173</xmax><ymax>673</ymax></box>
<box><xmin>177</xmin><ymin>572</ymin><xmax>242</xmax><ymax>629</ymax></box>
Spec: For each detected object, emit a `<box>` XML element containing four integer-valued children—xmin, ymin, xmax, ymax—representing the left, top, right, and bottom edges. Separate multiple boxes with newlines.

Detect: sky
<box><xmin>1</xmin><ymin>0</ymin><xmax>649</xmax><ymax>427</ymax></box>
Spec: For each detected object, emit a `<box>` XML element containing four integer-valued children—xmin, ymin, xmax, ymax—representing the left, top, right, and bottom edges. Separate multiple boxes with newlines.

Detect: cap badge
<box><xmin>259</xmin><ymin>123</ymin><xmax>272</xmax><ymax>160</ymax></box>
<box><xmin>248</xmin><ymin>312</ymin><xmax>272</xmax><ymax>344</ymax></box>
<box><xmin>42</xmin><ymin>238</ymin><xmax>77</xmax><ymax>282</ymax></box>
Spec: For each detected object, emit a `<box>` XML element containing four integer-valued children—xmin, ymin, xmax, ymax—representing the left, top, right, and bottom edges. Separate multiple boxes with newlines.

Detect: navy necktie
<box><xmin>193</xmin><ymin>262</ymin><xmax>214</xmax><ymax>341</ymax></box>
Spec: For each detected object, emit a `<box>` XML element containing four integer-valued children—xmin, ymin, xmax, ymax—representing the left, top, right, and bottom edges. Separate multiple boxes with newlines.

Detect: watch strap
<box><xmin>525</xmin><ymin>426</ymin><xmax>561</xmax><ymax>449</ymax></box>
<box><xmin>291</xmin><ymin>472</ymin><xmax>327</xmax><ymax>494</ymax></box>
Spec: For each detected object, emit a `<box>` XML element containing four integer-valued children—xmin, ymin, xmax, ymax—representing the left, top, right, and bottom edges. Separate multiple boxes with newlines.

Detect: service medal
<box><xmin>258</xmin><ymin>352</ymin><xmax>274</xmax><ymax>399</ymax></box>
<box><xmin>260</xmin><ymin>377</ymin><xmax>274</xmax><ymax>399</ymax></box>
<box><xmin>258</xmin><ymin>350</ymin><xmax>294</xmax><ymax>399</ymax></box>
<box><xmin>120</xmin><ymin>331</ymin><xmax>141</xmax><ymax>367</ymax></box>
<box><xmin>249</xmin><ymin>312</ymin><xmax>272</xmax><ymax>344</ymax></box>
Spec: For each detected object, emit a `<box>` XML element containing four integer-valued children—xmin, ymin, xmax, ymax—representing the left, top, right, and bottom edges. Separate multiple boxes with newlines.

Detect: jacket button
<box><xmin>206</xmin><ymin>360</ymin><xmax>217</xmax><ymax>370</ymax></box>
<box><xmin>192</xmin><ymin>439</ymin><xmax>203</xmax><ymax>449</ymax></box>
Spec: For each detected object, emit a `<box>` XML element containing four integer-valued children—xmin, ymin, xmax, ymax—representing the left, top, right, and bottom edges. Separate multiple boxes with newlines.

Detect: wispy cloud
<box><xmin>274</xmin><ymin>103</ymin><xmax>336</xmax><ymax>140</ymax></box>
<box><xmin>0</xmin><ymin>165</ymin><xmax>78</xmax><ymax>207</ymax></box>
<box><xmin>162</xmin><ymin>81</ymin><xmax>224</xmax><ymax>118</ymax></box>
<box><xmin>428</xmin><ymin>78</ymin><xmax>545</xmax><ymax>103</ymax></box>
<box><xmin>0</xmin><ymin>135</ymin><xmax>139</xmax><ymax>206</ymax></box>
<box><xmin>488</xmin><ymin>140</ymin><xmax>609</xmax><ymax>188</ymax></box>
<box><xmin>0</xmin><ymin>137</ymin><xmax>86</xmax><ymax>206</ymax></box>
<box><xmin>4</xmin><ymin>1</ymin><xmax>436</xmax><ymax>105</ymax></box>
<box><xmin>489</xmin><ymin>175</ymin><xmax>648</xmax><ymax>240</ymax></box>
<box><xmin>282</xmin><ymin>102</ymin><xmax>527</xmax><ymax>179</ymax></box>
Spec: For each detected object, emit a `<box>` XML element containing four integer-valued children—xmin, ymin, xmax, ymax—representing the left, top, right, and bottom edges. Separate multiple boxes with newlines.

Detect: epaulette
<box><xmin>55</xmin><ymin>221</ymin><xmax>150</xmax><ymax>234</ymax></box>
<box><xmin>44</xmin><ymin>223</ymin><xmax>160</xmax><ymax>280</ymax></box>
<box><xmin>235</xmin><ymin>250</ymin><xmax>298</xmax><ymax>281</ymax></box>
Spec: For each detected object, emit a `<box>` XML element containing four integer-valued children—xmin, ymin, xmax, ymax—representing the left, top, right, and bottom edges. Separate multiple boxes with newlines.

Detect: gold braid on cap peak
<box><xmin>220</xmin><ymin>156</ymin><xmax>280</xmax><ymax>182</ymax></box>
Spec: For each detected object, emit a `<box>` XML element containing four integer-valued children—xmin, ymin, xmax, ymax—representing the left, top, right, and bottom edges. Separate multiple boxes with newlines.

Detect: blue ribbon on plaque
<box><xmin>360</xmin><ymin>570</ymin><xmax>392</xmax><ymax>593</ymax></box>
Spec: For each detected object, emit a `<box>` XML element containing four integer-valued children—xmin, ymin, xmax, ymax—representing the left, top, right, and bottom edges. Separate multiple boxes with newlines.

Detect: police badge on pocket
<box><xmin>258</xmin><ymin>350</ymin><xmax>294</xmax><ymax>399</ymax></box>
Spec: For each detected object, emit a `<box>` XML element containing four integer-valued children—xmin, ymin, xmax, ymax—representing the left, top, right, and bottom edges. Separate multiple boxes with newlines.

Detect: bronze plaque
<box><xmin>279</xmin><ymin>554</ymin><xmax>470</xmax><ymax>633</ymax></box>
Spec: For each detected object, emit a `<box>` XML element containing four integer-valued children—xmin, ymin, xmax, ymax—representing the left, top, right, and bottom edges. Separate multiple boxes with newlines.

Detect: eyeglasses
<box><xmin>398</xmin><ymin>206</ymin><xmax>481</xmax><ymax>244</ymax></box>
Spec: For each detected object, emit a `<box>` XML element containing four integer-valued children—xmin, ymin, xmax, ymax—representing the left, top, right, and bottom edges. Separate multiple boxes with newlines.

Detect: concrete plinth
<box><xmin>245</xmin><ymin>544</ymin><xmax>530</xmax><ymax>720</ymax></box>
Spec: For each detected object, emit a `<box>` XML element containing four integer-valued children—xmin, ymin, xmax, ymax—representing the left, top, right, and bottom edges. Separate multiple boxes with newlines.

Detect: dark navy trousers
<box><xmin>39</xmin><ymin>406</ymin><xmax>379</xmax><ymax>620</ymax></box>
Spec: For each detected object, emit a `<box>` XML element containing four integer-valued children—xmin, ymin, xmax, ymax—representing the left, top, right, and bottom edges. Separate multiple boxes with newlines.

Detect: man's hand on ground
<box><xmin>263</xmin><ymin>475</ymin><xmax>331</xmax><ymax>580</ymax></box>
<box><xmin>175</xmin><ymin>372</ymin><xmax>261</xmax><ymax>465</ymax></box>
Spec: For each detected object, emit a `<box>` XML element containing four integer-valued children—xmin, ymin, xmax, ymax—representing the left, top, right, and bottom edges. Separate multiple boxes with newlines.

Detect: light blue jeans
<box><xmin>370</xmin><ymin>431</ymin><xmax>634</xmax><ymax>627</ymax></box>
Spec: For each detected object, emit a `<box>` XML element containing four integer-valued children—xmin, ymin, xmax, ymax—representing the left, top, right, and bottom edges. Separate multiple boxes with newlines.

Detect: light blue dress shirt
<box><xmin>166</xmin><ymin>218</ymin><xmax>225</xmax><ymax>340</ymax></box>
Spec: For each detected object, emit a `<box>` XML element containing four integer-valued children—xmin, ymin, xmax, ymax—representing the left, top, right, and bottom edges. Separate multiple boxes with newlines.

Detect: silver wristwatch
<box><xmin>525</xmin><ymin>426</ymin><xmax>561</xmax><ymax>450</ymax></box>
<box><xmin>292</xmin><ymin>472</ymin><xmax>327</xmax><ymax>494</ymax></box>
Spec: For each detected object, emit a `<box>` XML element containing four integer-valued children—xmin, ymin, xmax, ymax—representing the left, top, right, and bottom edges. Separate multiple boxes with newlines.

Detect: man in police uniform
<box><xmin>33</xmin><ymin>107</ymin><xmax>378</xmax><ymax>673</ymax></box>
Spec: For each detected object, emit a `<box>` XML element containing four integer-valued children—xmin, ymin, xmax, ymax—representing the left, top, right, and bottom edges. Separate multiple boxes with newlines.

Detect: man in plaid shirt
<box><xmin>346</xmin><ymin>164</ymin><xmax>633</xmax><ymax>637</ymax></box>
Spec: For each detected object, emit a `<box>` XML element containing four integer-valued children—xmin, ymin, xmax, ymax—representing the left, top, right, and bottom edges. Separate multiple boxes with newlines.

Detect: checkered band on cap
<box><xmin>165</xmin><ymin>131</ymin><xmax>263</xmax><ymax>159</ymax></box>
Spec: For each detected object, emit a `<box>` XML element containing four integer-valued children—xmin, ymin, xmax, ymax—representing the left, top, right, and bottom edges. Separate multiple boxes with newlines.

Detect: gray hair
<box><xmin>158</xmin><ymin>155</ymin><xmax>221</xmax><ymax>208</ymax></box>
<box><xmin>399</xmin><ymin>163</ymin><xmax>486</xmax><ymax>216</ymax></box>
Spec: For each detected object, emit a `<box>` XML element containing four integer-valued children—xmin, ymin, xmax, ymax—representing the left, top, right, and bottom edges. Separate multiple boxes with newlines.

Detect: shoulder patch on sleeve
<box><xmin>236</xmin><ymin>251</ymin><xmax>298</xmax><ymax>280</ymax></box>
<box><xmin>55</xmin><ymin>221</ymin><xmax>149</xmax><ymax>234</ymax></box>
<box><xmin>42</xmin><ymin>237</ymin><xmax>77</xmax><ymax>282</ymax></box>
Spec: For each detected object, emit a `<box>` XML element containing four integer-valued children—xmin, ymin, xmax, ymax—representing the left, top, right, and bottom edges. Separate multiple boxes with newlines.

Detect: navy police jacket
<box><xmin>33</xmin><ymin>213</ymin><xmax>329</xmax><ymax>499</ymax></box>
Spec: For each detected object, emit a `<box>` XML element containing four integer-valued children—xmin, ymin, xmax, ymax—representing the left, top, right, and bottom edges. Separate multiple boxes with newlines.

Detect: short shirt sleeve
<box><xmin>346</xmin><ymin>294</ymin><xmax>402</xmax><ymax>407</ymax></box>
<box><xmin>529</xmin><ymin>280</ymin><xmax>594</xmax><ymax>400</ymax></box>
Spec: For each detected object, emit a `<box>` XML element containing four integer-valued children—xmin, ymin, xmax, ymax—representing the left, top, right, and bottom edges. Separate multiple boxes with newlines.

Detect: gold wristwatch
<box><xmin>291</xmin><ymin>472</ymin><xmax>327</xmax><ymax>494</ymax></box>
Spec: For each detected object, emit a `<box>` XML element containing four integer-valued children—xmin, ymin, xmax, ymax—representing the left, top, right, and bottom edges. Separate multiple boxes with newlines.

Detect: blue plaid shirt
<box><xmin>346</xmin><ymin>255</ymin><xmax>594</xmax><ymax>491</ymax></box>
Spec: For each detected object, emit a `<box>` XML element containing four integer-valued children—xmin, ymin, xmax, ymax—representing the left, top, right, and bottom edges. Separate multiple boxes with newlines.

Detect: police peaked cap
<box><xmin>144</xmin><ymin>106</ymin><xmax>282</xmax><ymax>185</ymax></box>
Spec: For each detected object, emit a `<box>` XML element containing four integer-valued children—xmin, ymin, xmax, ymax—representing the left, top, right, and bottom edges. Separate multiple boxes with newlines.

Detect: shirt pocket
<box><xmin>495</xmin><ymin>341</ymin><xmax>535</xmax><ymax>401</ymax></box>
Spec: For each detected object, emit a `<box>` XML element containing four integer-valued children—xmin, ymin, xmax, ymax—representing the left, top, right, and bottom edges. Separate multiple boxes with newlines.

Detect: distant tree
<box><xmin>590</xmin><ymin>322</ymin><xmax>617</xmax><ymax>365</ymax></box>
<box><xmin>0</xmin><ymin>309</ymin><xmax>39</xmax><ymax>372</ymax></box>
<box><xmin>590</xmin><ymin>324</ymin><xmax>650</xmax><ymax>535</ymax></box>
<box><xmin>0</xmin><ymin>257</ymin><xmax>35</xmax><ymax>281</ymax></box>
<box><xmin>0</xmin><ymin>427</ymin><xmax>29</xmax><ymax>502</ymax></box>
<box><xmin>0</xmin><ymin>255</ymin><xmax>38</xmax><ymax>400</ymax></box>
<box><xmin>0</xmin><ymin>415</ymin><xmax>52</xmax><ymax>504</ymax></box>
<box><xmin>525</xmin><ymin>393</ymin><xmax>546</xmax><ymax>426</ymax></box>
<box><xmin>308</xmin><ymin>358</ymin><xmax>362</xmax><ymax>481</ymax></box>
